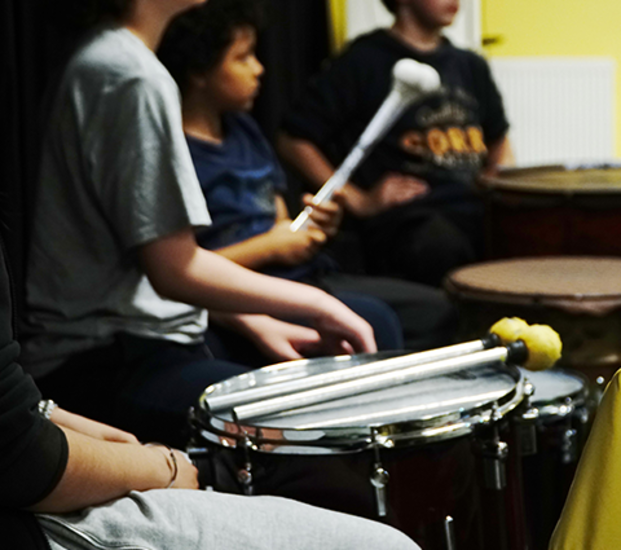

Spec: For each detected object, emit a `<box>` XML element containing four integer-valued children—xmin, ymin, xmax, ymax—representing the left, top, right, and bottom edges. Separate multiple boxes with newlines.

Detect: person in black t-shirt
<box><xmin>278</xmin><ymin>0</ymin><xmax>513</xmax><ymax>287</ymax></box>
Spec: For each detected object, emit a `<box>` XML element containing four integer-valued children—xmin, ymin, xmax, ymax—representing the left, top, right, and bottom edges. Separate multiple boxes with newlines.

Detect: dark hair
<box><xmin>158</xmin><ymin>0</ymin><xmax>265</xmax><ymax>96</ymax></box>
<box><xmin>380</xmin><ymin>0</ymin><xmax>397</xmax><ymax>14</ymax></box>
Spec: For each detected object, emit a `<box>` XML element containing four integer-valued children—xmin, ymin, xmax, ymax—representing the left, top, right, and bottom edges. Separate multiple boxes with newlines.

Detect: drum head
<box><xmin>447</xmin><ymin>257</ymin><xmax>621</xmax><ymax>304</ymax></box>
<box><xmin>480</xmin><ymin>165</ymin><xmax>621</xmax><ymax>194</ymax></box>
<box><xmin>196</xmin><ymin>353</ymin><xmax>524</xmax><ymax>452</ymax></box>
<box><xmin>519</xmin><ymin>368</ymin><xmax>586</xmax><ymax>417</ymax></box>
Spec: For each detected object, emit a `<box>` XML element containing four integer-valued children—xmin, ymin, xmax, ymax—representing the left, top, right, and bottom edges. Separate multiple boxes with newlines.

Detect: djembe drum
<box><xmin>478</xmin><ymin>164</ymin><xmax>621</xmax><ymax>259</ymax></box>
<box><xmin>445</xmin><ymin>257</ymin><xmax>621</xmax><ymax>384</ymax></box>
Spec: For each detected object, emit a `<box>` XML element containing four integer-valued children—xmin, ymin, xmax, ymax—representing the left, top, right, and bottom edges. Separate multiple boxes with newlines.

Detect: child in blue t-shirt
<box><xmin>158</xmin><ymin>0</ymin><xmax>457</xmax><ymax>357</ymax></box>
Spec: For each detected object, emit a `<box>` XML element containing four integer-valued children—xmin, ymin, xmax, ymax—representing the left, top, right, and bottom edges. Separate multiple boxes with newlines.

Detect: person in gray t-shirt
<box><xmin>10</xmin><ymin>2</ymin><xmax>423</xmax><ymax>550</ymax></box>
<box><xmin>23</xmin><ymin>0</ymin><xmax>378</xmax><ymax>449</ymax></box>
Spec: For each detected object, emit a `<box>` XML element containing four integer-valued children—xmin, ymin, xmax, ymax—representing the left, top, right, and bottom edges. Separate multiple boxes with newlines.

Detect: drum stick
<box><xmin>233</xmin><ymin>342</ymin><xmax>528</xmax><ymax>421</ymax></box>
<box><xmin>206</xmin><ymin>334</ymin><xmax>501</xmax><ymax>413</ymax></box>
<box><xmin>290</xmin><ymin>58</ymin><xmax>441</xmax><ymax>232</ymax></box>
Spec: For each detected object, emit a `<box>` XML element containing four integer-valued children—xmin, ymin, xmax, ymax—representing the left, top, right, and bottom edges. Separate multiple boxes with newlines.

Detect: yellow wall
<box><xmin>482</xmin><ymin>0</ymin><xmax>620</xmax><ymax>155</ymax></box>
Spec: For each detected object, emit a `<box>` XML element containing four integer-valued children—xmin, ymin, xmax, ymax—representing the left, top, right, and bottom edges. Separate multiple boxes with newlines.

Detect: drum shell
<box><xmin>191</xmin><ymin>356</ymin><xmax>529</xmax><ymax>550</ymax></box>
<box><xmin>518</xmin><ymin>369</ymin><xmax>591</xmax><ymax>550</ymax></box>
<box><xmin>192</xmin><ymin>419</ymin><xmax>525</xmax><ymax>550</ymax></box>
<box><xmin>483</xmin><ymin>190</ymin><xmax>621</xmax><ymax>258</ymax></box>
<box><xmin>479</xmin><ymin>166</ymin><xmax>621</xmax><ymax>259</ymax></box>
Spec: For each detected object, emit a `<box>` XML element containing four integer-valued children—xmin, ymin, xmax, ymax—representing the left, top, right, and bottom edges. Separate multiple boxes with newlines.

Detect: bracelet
<box><xmin>38</xmin><ymin>399</ymin><xmax>58</xmax><ymax>420</ymax></box>
<box><xmin>145</xmin><ymin>443</ymin><xmax>178</xmax><ymax>489</ymax></box>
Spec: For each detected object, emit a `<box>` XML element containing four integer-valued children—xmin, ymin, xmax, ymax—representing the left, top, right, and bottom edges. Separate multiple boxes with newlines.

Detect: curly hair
<box><xmin>158</xmin><ymin>0</ymin><xmax>265</xmax><ymax>96</ymax></box>
<box><xmin>380</xmin><ymin>0</ymin><xmax>397</xmax><ymax>14</ymax></box>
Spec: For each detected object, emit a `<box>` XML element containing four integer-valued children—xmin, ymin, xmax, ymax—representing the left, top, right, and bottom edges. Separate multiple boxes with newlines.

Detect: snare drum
<box><xmin>446</xmin><ymin>257</ymin><xmax>621</xmax><ymax>383</ymax></box>
<box><xmin>518</xmin><ymin>368</ymin><xmax>590</xmax><ymax>550</ymax></box>
<box><xmin>189</xmin><ymin>353</ymin><xmax>528</xmax><ymax>550</ymax></box>
<box><xmin>478</xmin><ymin>164</ymin><xmax>621</xmax><ymax>259</ymax></box>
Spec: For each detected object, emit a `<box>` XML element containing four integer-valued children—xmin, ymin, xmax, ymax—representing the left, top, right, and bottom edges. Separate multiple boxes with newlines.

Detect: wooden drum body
<box><xmin>445</xmin><ymin>257</ymin><xmax>621</xmax><ymax>383</ymax></box>
<box><xmin>479</xmin><ymin>165</ymin><xmax>621</xmax><ymax>259</ymax></box>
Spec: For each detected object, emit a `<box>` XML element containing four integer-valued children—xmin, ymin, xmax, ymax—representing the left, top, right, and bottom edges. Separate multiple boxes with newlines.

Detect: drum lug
<box><xmin>516</xmin><ymin>412</ymin><xmax>538</xmax><ymax>457</ymax></box>
<box><xmin>237</xmin><ymin>434</ymin><xmax>255</xmax><ymax>496</ymax></box>
<box><xmin>561</xmin><ymin>428</ymin><xmax>578</xmax><ymax>464</ymax></box>
<box><xmin>516</xmin><ymin>378</ymin><xmax>539</xmax><ymax>457</ymax></box>
<box><xmin>370</xmin><ymin>432</ymin><xmax>390</xmax><ymax>518</ymax></box>
<box><xmin>482</xmin><ymin>438</ymin><xmax>509</xmax><ymax>490</ymax></box>
<box><xmin>576</xmin><ymin>406</ymin><xmax>590</xmax><ymax>426</ymax></box>
<box><xmin>370</xmin><ymin>465</ymin><xmax>390</xmax><ymax>518</ymax></box>
<box><xmin>481</xmin><ymin>412</ymin><xmax>509</xmax><ymax>491</ymax></box>
<box><xmin>237</xmin><ymin>467</ymin><xmax>253</xmax><ymax>493</ymax></box>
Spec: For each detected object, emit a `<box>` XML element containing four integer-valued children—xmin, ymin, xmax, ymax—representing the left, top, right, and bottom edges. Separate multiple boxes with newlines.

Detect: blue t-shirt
<box><xmin>188</xmin><ymin>112</ymin><xmax>335</xmax><ymax>281</ymax></box>
<box><xmin>188</xmin><ymin>113</ymin><xmax>286</xmax><ymax>250</ymax></box>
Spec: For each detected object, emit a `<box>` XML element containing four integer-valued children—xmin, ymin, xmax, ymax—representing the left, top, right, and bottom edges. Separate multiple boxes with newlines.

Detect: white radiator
<box><xmin>489</xmin><ymin>57</ymin><xmax>617</xmax><ymax>167</ymax></box>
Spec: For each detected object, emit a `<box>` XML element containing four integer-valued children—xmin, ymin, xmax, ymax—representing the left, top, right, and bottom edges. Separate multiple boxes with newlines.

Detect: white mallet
<box><xmin>290</xmin><ymin>58</ymin><xmax>441</xmax><ymax>232</ymax></box>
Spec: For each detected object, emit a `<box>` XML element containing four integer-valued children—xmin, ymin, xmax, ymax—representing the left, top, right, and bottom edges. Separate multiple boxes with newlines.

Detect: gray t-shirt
<box><xmin>23</xmin><ymin>27</ymin><xmax>211</xmax><ymax>376</ymax></box>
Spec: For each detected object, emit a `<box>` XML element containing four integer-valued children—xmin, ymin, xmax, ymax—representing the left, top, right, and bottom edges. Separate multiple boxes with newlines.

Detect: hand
<box><xmin>51</xmin><ymin>407</ymin><xmax>139</xmax><ymax>444</ymax></box>
<box><xmin>266</xmin><ymin>220</ymin><xmax>327</xmax><ymax>266</ymax></box>
<box><xmin>311</xmin><ymin>294</ymin><xmax>377</xmax><ymax>355</ymax></box>
<box><xmin>302</xmin><ymin>192</ymin><xmax>344</xmax><ymax>238</ymax></box>
<box><xmin>237</xmin><ymin>314</ymin><xmax>324</xmax><ymax>361</ymax></box>
<box><xmin>345</xmin><ymin>173</ymin><xmax>429</xmax><ymax>218</ymax></box>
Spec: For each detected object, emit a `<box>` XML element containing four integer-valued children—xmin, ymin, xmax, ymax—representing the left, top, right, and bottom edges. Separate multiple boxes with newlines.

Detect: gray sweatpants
<box><xmin>39</xmin><ymin>489</ymin><xmax>420</xmax><ymax>550</ymax></box>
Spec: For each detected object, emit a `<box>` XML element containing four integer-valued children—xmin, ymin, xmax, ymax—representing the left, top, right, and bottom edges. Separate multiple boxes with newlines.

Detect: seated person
<box><xmin>21</xmin><ymin>0</ymin><xmax>379</xmax><ymax>449</ymax></box>
<box><xmin>277</xmin><ymin>0</ymin><xmax>513</xmax><ymax>287</ymax></box>
<box><xmin>0</xmin><ymin>234</ymin><xmax>420</xmax><ymax>550</ymax></box>
<box><xmin>156</xmin><ymin>0</ymin><xmax>457</xmax><ymax>354</ymax></box>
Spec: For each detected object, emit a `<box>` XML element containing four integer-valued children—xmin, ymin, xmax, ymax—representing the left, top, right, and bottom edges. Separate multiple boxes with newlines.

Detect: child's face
<box><xmin>204</xmin><ymin>25</ymin><xmax>264</xmax><ymax>113</ymax></box>
<box><xmin>405</xmin><ymin>0</ymin><xmax>460</xmax><ymax>29</ymax></box>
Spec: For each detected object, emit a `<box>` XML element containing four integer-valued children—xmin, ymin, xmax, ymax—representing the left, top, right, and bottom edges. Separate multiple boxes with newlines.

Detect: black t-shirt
<box><xmin>283</xmin><ymin>30</ymin><xmax>509</xmax><ymax>204</ymax></box>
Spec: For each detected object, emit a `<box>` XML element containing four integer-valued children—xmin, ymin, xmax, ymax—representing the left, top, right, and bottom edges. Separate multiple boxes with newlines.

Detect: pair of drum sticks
<box><xmin>205</xmin><ymin>318</ymin><xmax>562</xmax><ymax>421</ymax></box>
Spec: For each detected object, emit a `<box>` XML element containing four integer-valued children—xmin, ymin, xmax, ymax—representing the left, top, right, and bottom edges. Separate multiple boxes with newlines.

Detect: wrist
<box><xmin>261</xmin><ymin>230</ymin><xmax>283</xmax><ymax>264</ymax></box>
<box><xmin>145</xmin><ymin>443</ymin><xmax>178</xmax><ymax>489</ymax></box>
<box><xmin>341</xmin><ymin>184</ymin><xmax>374</xmax><ymax>218</ymax></box>
<box><xmin>38</xmin><ymin>399</ymin><xmax>58</xmax><ymax>420</ymax></box>
<box><xmin>302</xmin><ymin>287</ymin><xmax>335</xmax><ymax>322</ymax></box>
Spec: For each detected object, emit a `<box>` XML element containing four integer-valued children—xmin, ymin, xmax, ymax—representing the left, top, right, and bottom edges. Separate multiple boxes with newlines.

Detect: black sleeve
<box><xmin>281</xmin><ymin>47</ymin><xmax>369</xmax><ymax>148</ymax></box>
<box><xmin>0</xmin><ymin>248</ymin><xmax>68</xmax><ymax>509</ymax></box>
<box><xmin>470</xmin><ymin>53</ymin><xmax>510</xmax><ymax>145</ymax></box>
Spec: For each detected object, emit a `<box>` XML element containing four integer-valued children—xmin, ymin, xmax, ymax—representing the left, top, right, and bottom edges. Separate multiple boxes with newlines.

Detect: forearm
<box><xmin>29</xmin><ymin>428</ymin><xmax>172</xmax><ymax>513</ymax></box>
<box><xmin>174</xmin><ymin>251</ymin><xmax>330</xmax><ymax>318</ymax></box>
<box><xmin>484</xmin><ymin>134</ymin><xmax>514</xmax><ymax>176</ymax></box>
<box><xmin>215</xmin><ymin>233</ymin><xmax>279</xmax><ymax>270</ymax></box>
<box><xmin>140</xmin><ymin>229</ymin><xmax>376</xmax><ymax>354</ymax></box>
<box><xmin>141</xmin><ymin>231</ymin><xmax>331</xmax><ymax>321</ymax></box>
